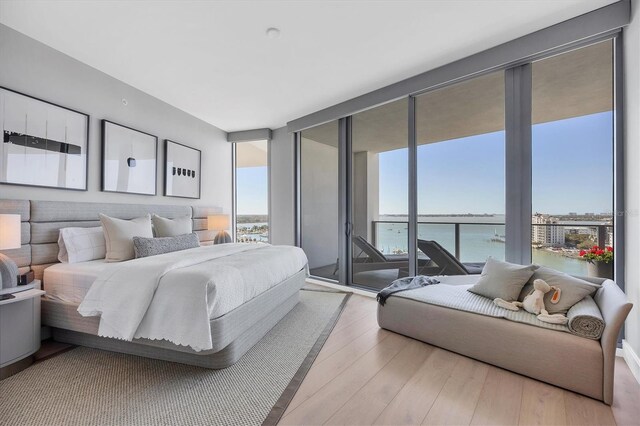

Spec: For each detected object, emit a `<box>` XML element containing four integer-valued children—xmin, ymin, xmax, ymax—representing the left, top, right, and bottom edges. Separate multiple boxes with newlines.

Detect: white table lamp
<box><xmin>0</xmin><ymin>214</ymin><xmax>21</xmax><ymax>289</ymax></box>
<box><xmin>208</xmin><ymin>214</ymin><xmax>232</xmax><ymax>244</ymax></box>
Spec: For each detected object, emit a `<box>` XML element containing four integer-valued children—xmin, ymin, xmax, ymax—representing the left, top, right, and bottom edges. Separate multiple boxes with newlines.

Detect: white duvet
<box><xmin>77</xmin><ymin>243</ymin><xmax>308</xmax><ymax>351</ymax></box>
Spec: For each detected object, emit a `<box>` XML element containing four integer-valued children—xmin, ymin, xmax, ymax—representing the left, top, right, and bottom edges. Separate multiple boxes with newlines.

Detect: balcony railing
<box><xmin>371</xmin><ymin>220</ymin><xmax>612</xmax><ymax>263</ymax></box>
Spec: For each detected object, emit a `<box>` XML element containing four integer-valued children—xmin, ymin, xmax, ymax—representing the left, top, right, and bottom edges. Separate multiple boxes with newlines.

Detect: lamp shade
<box><xmin>208</xmin><ymin>215</ymin><xmax>230</xmax><ymax>232</ymax></box>
<box><xmin>0</xmin><ymin>214</ymin><xmax>21</xmax><ymax>250</ymax></box>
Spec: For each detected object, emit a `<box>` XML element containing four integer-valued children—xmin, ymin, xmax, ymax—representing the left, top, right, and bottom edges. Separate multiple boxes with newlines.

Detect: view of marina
<box><xmin>297</xmin><ymin>42</ymin><xmax>614</xmax><ymax>286</ymax></box>
<box><xmin>374</xmin><ymin>214</ymin><xmax>613</xmax><ymax>276</ymax></box>
<box><xmin>236</xmin><ymin>215</ymin><xmax>269</xmax><ymax>243</ymax></box>
<box><xmin>241</xmin><ymin>213</ymin><xmax>612</xmax><ymax>275</ymax></box>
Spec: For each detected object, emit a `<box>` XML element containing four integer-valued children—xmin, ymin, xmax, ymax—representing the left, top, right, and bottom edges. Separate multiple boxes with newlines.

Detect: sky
<box><xmin>237</xmin><ymin>111</ymin><xmax>614</xmax><ymax>217</ymax></box>
<box><xmin>379</xmin><ymin>111</ymin><xmax>614</xmax><ymax>215</ymax></box>
<box><xmin>236</xmin><ymin>166</ymin><xmax>268</xmax><ymax>215</ymax></box>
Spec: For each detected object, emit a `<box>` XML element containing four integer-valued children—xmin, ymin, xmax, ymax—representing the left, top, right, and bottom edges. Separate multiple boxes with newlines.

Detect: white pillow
<box><xmin>152</xmin><ymin>214</ymin><xmax>192</xmax><ymax>237</ymax></box>
<box><xmin>58</xmin><ymin>227</ymin><xmax>106</xmax><ymax>264</ymax></box>
<box><xmin>99</xmin><ymin>213</ymin><xmax>153</xmax><ymax>262</ymax></box>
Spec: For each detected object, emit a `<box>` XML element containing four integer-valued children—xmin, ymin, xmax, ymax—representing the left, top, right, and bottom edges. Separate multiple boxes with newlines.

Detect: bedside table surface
<box><xmin>0</xmin><ymin>280</ymin><xmax>42</xmax><ymax>296</ymax></box>
<box><xmin>0</xmin><ymin>289</ymin><xmax>45</xmax><ymax>306</ymax></box>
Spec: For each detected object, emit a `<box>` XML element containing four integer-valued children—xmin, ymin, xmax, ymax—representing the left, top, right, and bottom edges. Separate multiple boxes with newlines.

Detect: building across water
<box><xmin>532</xmin><ymin>213</ymin><xmax>565</xmax><ymax>246</ymax></box>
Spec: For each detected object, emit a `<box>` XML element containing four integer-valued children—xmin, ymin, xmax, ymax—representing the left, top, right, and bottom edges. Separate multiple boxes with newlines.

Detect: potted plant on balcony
<box><xmin>580</xmin><ymin>246</ymin><xmax>613</xmax><ymax>279</ymax></box>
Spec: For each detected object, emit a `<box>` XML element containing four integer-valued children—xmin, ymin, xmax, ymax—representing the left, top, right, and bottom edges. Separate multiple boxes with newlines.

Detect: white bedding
<box><xmin>77</xmin><ymin>243</ymin><xmax>308</xmax><ymax>351</ymax></box>
<box><xmin>44</xmin><ymin>260</ymin><xmax>113</xmax><ymax>304</ymax></box>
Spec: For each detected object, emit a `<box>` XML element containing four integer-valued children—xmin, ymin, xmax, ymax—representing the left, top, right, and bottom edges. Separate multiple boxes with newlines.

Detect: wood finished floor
<box><xmin>279</xmin><ymin>294</ymin><xmax>640</xmax><ymax>426</ymax></box>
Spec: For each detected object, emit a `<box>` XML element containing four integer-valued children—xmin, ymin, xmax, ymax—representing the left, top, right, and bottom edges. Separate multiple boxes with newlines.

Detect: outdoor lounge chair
<box><xmin>333</xmin><ymin>235</ymin><xmax>435</xmax><ymax>277</ymax></box>
<box><xmin>416</xmin><ymin>239</ymin><xmax>484</xmax><ymax>275</ymax></box>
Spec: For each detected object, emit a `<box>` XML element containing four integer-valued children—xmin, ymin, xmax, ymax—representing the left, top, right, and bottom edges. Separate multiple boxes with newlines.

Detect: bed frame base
<box><xmin>43</xmin><ymin>269</ymin><xmax>308</xmax><ymax>369</ymax></box>
<box><xmin>51</xmin><ymin>292</ymin><xmax>299</xmax><ymax>369</ymax></box>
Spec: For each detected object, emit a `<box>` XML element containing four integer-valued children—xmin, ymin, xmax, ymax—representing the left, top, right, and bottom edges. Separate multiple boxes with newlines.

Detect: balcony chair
<box><xmin>334</xmin><ymin>235</ymin><xmax>436</xmax><ymax>277</ymax></box>
<box><xmin>416</xmin><ymin>239</ymin><xmax>485</xmax><ymax>275</ymax></box>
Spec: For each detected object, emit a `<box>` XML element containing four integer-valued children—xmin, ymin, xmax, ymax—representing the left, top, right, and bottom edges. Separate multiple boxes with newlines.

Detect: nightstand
<box><xmin>0</xmin><ymin>280</ymin><xmax>44</xmax><ymax>379</ymax></box>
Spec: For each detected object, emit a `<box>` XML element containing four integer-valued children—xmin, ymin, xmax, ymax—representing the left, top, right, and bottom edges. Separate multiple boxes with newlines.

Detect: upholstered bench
<box><xmin>377</xmin><ymin>275</ymin><xmax>632</xmax><ymax>405</ymax></box>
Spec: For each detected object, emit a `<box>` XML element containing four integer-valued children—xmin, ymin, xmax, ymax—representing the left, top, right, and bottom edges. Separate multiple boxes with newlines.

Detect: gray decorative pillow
<box><xmin>133</xmin><ymin>233</ymin><xmax>200</xmax><ymax>259</ymax></box>
<box><xmin>518</xmin><ymin>266</ymin><xmax>601</xmax><ymax>314</ymax></box>
<box><xmin>152</xmin><ymin>214</ymin><xmax>192</xmax><ymax>237</ymax></box>
<box><xmin>468</xmin><ymin>258</ymin><xmax>538</xmax><ymax>301</ymax></box>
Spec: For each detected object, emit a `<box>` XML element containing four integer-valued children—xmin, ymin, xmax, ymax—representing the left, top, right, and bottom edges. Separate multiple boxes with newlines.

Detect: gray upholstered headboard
<box><xmin>0</xmin><ymin>199</ymin><xmax>221</xmax><ymax>281</ymax></box>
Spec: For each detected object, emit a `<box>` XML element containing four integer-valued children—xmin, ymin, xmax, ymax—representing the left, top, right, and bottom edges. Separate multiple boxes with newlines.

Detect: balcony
<box><xmin>368</xmin><ymin>220</ymin><xmax>612</xmax><ymax>278</ymax></box>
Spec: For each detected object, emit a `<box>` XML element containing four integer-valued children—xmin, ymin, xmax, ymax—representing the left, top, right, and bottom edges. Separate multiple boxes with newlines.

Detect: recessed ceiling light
<box><xmin>266</xmin><ymin>27</ymin><xmax>281</xmax><ymax>39</ymax></box>
<box><xmin>121</xmin><ymin>98</ymin><xmax>128</xmax><ymax>106</ymax></box>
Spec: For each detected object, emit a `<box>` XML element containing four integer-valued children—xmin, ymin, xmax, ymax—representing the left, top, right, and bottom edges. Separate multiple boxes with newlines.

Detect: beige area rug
<box><xmin>0</xmin><ymin>290</ymin><xmax>349</xmax><ymax>426</ymax></box>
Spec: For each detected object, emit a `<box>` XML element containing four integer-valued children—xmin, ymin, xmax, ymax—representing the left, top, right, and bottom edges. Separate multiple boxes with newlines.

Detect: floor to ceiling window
<box><xmin>235</xmin><ymin>140</ymin><xmax>269</xmax><ymax>243</ymax></box>
<box><xmin>297</xmin><ymin>36</ymin><xmax>620</xmax><ymax>288</ymax></box>
<box><xmin>351</xmin><ymin>98</ymin><xmax>408</xmax><ymax>290</ymax></box>
<box><xmin>300</xmin><ymin>121</ymin><xmax>339</xmax><ymax>280</ymax></box>
<box><xmin>531</xmin><ymin>40</ymin><xmax>614</xmax><ymax>275</ymax></box>
<box><xmin>415</xmin><ymin>71</ymin><xmax>506</xmax><ymax>274</ymax></box>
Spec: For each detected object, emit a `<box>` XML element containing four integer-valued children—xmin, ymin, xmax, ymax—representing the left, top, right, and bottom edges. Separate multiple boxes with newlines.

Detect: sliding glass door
<box><xmin>415</xmin><ymin>71</ymin><xmax>506</xmax><ymax>274</ymax></box>
<box><xmin>300</xmin><ymin>121</ymin><xmax>340</xmax><ymax>281</ymax></box>
<box><xmin>296</xmin><ymin>37</ymin><xmax>620</xmax><ymax>289</ymax></box>
<box><xmin>351</xmin><ymin>99</ymin><xmax>408</xmax><ymax>290</ymax></box>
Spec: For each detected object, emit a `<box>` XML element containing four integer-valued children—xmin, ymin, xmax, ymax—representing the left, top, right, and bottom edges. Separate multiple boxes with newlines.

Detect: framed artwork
<box><xmin>0</xmin><ymin>86</ymin><xmax>89</xmax><ymax>191</ymax></box>
<box><xmin>164</xmin><ymin>139</ymin><xmax>201</xmax><ymax>199</ymax></box>
<box><xmin>101</xmin><ymin>120</ymin><xmax>157</xmax><ymax>195</ymax></box>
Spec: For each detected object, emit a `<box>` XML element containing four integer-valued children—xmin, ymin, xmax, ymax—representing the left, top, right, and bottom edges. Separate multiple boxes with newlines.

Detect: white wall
<box><xmin>0</xmin><ymin>24</ymin><xmax>230</xmax><ymax>211</ymax></box>
<box><xmin>269</xmin><ymin>127</ymin><xmax>295</xmax><ymax>245</ymax></box>
<box><xmin>301</xmin><ymin>138</ymin><xmax>339</xmax><ymax>269</ymax></box>
<box><xmin>624</xmin><ymin>0</ymin><xmax>640</xmax><ymax>367</ymax></box>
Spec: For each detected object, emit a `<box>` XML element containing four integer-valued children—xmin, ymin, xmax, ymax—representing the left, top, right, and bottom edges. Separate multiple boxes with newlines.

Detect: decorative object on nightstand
<box><xmin>0</xmin><ymin>279</ymin><xmax>44</xmax><ymax>380</ymax></box>
<box><xmin>208</xmin><ymin>214</ymin><xmax>232</xmax><ymax>244</ymax></box>
<box><xmin>0</xmin><ymin>214</ymin><xmax>21</xmax><ymax>290</ymax></box>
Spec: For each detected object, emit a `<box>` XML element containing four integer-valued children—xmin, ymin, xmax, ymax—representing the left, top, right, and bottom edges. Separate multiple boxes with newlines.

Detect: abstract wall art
<box><xmin>102</xmin><ymin>120</ymin><xmax>157</xmax><ymax>195</ymax></box>
<box><xmin>0</xmin><ymin>87</ymin><xmax>89</xmax><ymax>190</ymax></box>
<box><xmin>164</xmin><ymin>139</ymin><xmax>201</xmax><ymax>199</ymax></box>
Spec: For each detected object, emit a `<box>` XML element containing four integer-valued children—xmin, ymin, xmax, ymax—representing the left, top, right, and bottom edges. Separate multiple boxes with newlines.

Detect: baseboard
<box><xmin>622</xmin><ymin>340</ymin><xmax>640</xmax><ymax>385</ymax></box>
<box><xmin>305</xmin><ymin>278</ymin><xmax>376</xmax><ymax>298</ymax></box>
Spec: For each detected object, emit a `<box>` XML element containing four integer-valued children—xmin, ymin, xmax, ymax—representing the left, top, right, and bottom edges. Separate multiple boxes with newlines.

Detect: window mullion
<box><xmin>504</xmin><ymin>65</ymin><xmax>532</xmax><ymax>264</ymax></box>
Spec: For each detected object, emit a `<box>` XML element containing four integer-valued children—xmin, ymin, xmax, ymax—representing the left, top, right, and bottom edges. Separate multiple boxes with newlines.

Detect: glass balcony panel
<box><xmin>459</xmin><ymin>224</ymin><xmax>506</xmax><ymax>263</ymax></box>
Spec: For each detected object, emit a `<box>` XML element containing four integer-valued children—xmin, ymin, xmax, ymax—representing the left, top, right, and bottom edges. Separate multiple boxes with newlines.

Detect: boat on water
<box><xmin>490</xmin><ymin>228</ymin><xmax>506</xmax><ymax>243</ymax></box>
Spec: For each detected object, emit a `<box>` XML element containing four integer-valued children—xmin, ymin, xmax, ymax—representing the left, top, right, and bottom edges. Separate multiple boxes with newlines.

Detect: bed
<box><xmin>0</xmin><ymin>199</ymin><xmax>308</xmax><ymax>368</ymax></box>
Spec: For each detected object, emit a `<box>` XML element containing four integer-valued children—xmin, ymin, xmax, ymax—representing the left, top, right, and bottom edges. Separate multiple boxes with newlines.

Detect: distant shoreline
<box><xmin>237</xmin><ymin>215</ymin><xmax>268</xmax><ymax>224</ymax></box>
<box><xmin>382</xmin><ymin>213</ymin><xmax>497</xmax><ymax>218</ymax></box>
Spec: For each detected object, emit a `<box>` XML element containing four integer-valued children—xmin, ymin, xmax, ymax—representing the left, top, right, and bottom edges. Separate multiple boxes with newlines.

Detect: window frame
<box><xmin>296</xmin><ymin>32</ymin><xmax>623</xmax><ymax>291</ymax></box>
<box><xmin>233</xmin><ymin>140</ymin><xmax>271</xmax><ymax>244</ymax></box>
